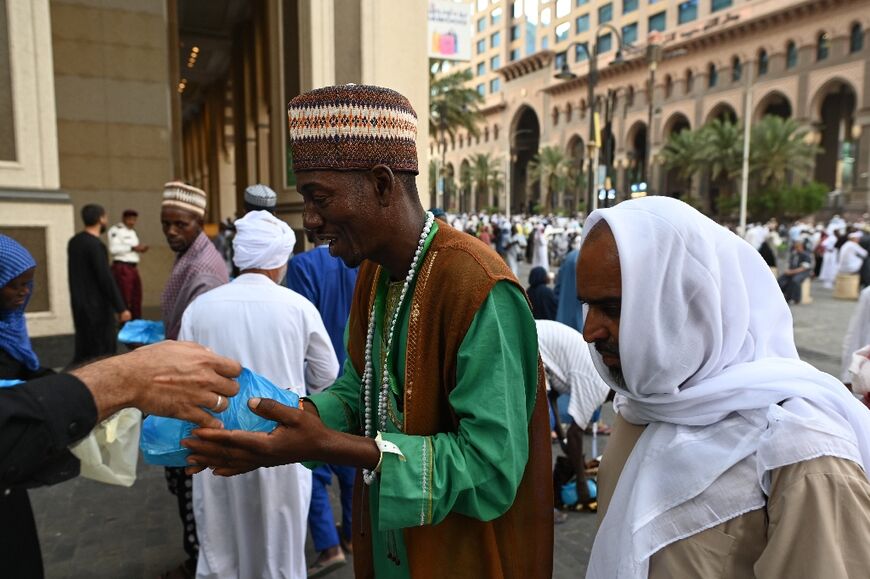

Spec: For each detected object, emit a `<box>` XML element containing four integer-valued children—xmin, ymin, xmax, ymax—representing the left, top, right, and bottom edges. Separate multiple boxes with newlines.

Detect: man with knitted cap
<box><xmin>243</xmin><ymin>183</ymin><xmax>278</xmax><ymax>214</ymax></box>
<box><xmin>184</xmin><ymin>84</ymin><xmax>553</xmax><ymax>578</ymax></box>
<box><xmin>180</xmin><ymin>210</ymin><xmax>337</xmax><ymax>579</ymax></box>
<box><xmin>579</xmin><ymin>197</ymin><xmax>870</xmax><ymax>578</ymax></box>
<box><xmin>159</xmin><ymin>180</ymin><xmax>229</xmax><ymax>576</ymax></box>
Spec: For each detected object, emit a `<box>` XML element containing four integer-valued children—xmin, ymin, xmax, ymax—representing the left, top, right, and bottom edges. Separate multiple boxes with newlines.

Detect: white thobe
<box><xmin>108</xmin><ymin>223</ymin><xmax>140</xmax><ymax>263</ymax></box>
<box><xmin>179</xmin><ymin>273</ymin><xmax>339</xmax><ymax>579</ymax></box>
<box><xmin>819</xmin><ymin>236</ymin><xmax>839</xmax><ymax>286</ymax></box>
<box><xmin>535</xmin><ymin>320</ymin><xmax>610</xmax><ymax>429</ymax></box>
<box><xmin>838</xmin><ymin>240</ymin><xmax>868</xmax><ymax>274</ymax></box>
<box><xmin>532</xmin><ymin>229</ymin><xmax>549</xmax><ymax>271</ymax></box>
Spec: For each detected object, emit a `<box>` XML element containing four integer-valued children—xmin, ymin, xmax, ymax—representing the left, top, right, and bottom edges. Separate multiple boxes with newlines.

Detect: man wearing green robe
<box><xmin>184</xmin><ymin>84</ymin><xmax>553</xmax><ymax>578</ymax></box>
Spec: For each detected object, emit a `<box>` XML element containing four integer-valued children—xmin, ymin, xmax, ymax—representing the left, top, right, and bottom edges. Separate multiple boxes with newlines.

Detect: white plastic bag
<box><xmin>70</xmin><ymin>408</ymin><xmax>142</xmax><ymax>487</ymax></box>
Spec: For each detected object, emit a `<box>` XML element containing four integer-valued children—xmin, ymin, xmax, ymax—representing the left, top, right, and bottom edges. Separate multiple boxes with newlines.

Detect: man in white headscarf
<box><xmin>179</xmin><ymin>210</ymin><xmax>338</xmax><ymax>579</ymax></box>
<box><xmin>578</xmin><ymin>197</ymin><xmax>870</xmax><ymax>578</ymax></box>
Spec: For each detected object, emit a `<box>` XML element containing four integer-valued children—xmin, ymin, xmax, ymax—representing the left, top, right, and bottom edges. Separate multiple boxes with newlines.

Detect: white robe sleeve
<box><xmin>303</xmin><ymin>310</ymin><xmax>339</xmax><ymax>393</ymax></box>
<box><xmin>840</xmin><ymin>288</ymin><xmax>870</xmax><ymax>383</ymax></box>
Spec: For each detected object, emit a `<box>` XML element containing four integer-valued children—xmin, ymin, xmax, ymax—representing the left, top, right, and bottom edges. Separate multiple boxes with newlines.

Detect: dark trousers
<box><xmin>165</xmin><ymin>467</ymin><xmax>198</xmax><ymax>560</ymax></box>
<box><xmin>308</xmin><ymin>464</ymin><xmax>355</xmax><ymax>552</ymax></box>
<box><xmin>111</xmin><ymin>262</ymin><xmax>142</xmax><ymax>319</ymax></box>
<box><xmin>72</xmin><ymin>316</ymin><xmax>116</xmax><ymax>365</ymax></box>
<box><xmin>0</xmin><ymin>489</ymin><xmax>44</xmax><ymax>578</ymax></box>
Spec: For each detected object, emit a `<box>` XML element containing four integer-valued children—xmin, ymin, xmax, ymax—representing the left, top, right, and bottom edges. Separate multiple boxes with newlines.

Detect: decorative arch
<box><xmin>509</xmin><ymin>105</ymin><xmax>541</xmax><ymax>214</ymax></box>
<box><xmin>663</xmin><ymin>112</ymin><xmax>691</xmax><ymax>137</ymax></box>
<box><xmin>663</xmin><ymin>74</ymin><xmax>673</xmax><ymax>99</ymax></box>
<box><xmin>753</xmin><ymin>91</ymin><xmax>792</xmax><ymax>122</ymax></box>
<box><xmin>809</xmin><ymin>77</ymin><xmax>859</xmax><ymax>122</ymax></box>
<box><xmin>704</xmin><ymin>101</ymin><xmax>738</xmax><ymax>124</ymax></box>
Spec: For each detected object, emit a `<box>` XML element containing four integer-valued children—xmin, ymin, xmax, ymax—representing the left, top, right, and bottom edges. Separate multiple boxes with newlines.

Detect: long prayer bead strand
<box><xmin>362</xmin><ymin>211</ymin><xmax>434</xmax><ymax>486</ymax></box>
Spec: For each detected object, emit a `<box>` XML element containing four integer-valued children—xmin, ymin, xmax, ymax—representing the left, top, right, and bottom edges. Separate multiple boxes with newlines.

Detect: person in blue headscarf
<box><xmin>0</xmin><ymin>235</ymin><xmax>48</xmax><ymax>380</ymax></box>
<box><xmin>527</xmin><ymin>265</ymin><xmax>558</xmax><ymax>320</ymax></box>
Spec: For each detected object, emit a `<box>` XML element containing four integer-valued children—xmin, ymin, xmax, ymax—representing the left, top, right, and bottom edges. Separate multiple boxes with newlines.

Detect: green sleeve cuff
<box><xmin>376</xmin><ymin>432</ymin><xmax>434</xmax><ymax>531</ymax></box>
<box><xmin>307</xmin><ymin>390</ymin><xmax>359</xmax><ymax>434</ymax></box>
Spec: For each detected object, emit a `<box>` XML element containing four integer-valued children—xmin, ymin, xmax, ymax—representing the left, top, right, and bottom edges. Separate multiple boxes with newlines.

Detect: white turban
<box><xmin>232</xmin><ymin>210</ymin><xmax>295</xmax><ymax>270</ymax></box>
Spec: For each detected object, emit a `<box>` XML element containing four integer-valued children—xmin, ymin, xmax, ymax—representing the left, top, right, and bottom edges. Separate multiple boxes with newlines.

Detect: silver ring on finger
<box><xmin>211</xmin><ymin>394</ymin><xmax>223</xmax><ymax>412</ymax></box>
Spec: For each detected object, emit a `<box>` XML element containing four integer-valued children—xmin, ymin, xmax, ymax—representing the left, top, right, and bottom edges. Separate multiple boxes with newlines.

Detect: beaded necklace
<box><xmin>362</xmin><ymin>211</ymin><xmax>434</xmax><ymax>486</ymax></box>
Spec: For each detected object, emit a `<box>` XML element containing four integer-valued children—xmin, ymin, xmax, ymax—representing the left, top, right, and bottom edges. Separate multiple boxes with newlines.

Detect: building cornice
<box><xmin>498</xmin><ymin>50</ymin><xmax>555</xmax><ymax>82</ymax></box>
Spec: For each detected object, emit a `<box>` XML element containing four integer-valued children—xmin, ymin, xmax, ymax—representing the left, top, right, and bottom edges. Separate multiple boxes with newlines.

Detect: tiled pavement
<box><xmin>29</xmin><ymin>277</ymin><xmax>859</xmax><ymax>578</ymax></box>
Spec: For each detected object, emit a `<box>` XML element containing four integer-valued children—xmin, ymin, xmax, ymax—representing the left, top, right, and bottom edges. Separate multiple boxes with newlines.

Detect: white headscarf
<box><xmin>232</xmin><ymin>210</ymin><xmax>295</xmax><ymax>270</ymax></box>
<box><xmin>584</xmin><ymin>197</ymin><xmax>870</xmax><ymax>579</ymax></box>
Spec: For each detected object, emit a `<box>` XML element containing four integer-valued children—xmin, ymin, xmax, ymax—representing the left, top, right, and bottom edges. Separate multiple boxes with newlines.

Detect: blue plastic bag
<box><xmin>0</xmin><ymin>379</ymin><xmax>24</xmax><ymax>388</ymax></box>
<box><xmin>140</xmin><ymin>367</ymin><xmax>300</xmax><ymax>467</ymax></box>
<box><xmin>118</xmin><ymin>320</ymin><xmax>165</xmax><ymax>346</ymax></box>
<box><xmin>561</xmin><ymin>479</ymin><xmax>597</xmax><ymax>506</ymax></box>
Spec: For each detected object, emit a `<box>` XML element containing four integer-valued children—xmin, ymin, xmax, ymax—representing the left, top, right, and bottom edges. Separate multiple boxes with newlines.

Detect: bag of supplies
<box><xmin>118</xmin><ymin>319</ymin><xmax>165</xmax><ymax>346</ymax></box>
<box><xmin>70</xmin><ymin>408</ymin><xmax>141</xmax><ymax>487</ymax></box>
<box><xmin>140</xmin><ymin>367</ymin><xmax>300</xmax><ymax>467</ymax></box>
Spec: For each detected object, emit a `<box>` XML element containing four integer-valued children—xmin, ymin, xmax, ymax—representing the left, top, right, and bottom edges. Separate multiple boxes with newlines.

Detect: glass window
<box><xmin>511</xmin><ymin>25</ymin><xmax>520</xmax><ymax>40</ymax></box>
<box><xmin>525</xmin><ymin>22</ymin><xmax>537</xmax><ymax>55</ymax></box>
<box><xmin>711</xmin><ymin>0</ymin><xmax>731</xmax><ymax>12</ymax></box>
<box><xmin>477</xmin><ymin>0</ymin><xmax>488</xmax><ymax>11</ymax></box>
<box><xmin>664</xmin><ymin>74</ymin><xmax>673</xmax><ymax>98</ymax></box>
<box><xmin>510</xmin><ymin>48</ymin><xmax>521</xmax><ymax>61</ymax></box>
<box><xmin>577</xmin><ymin>0</ymin><xmax>589</xmax><ymax>5</ymax></box>
<box><xmin>476</xmin><ymin>62</ymin><xmax>486</xmax><ymax>76</ymax></box>
<box><xmin>576</xmin><ymin>14</ymin><xmax>590</xmax><ymax>33</ymax></box>
<box><xmin>476</xmin><ymin>83</ymin><xmax>486</xmax><ymax>96</ymax></box>
<box><xmin>786</xmin><ymin>41</ymin><xmax>797</xmax><ymax>68</ymax></box>
<box><xmin>491</xmin><ymin>7</ymin><xmax>503</xmax><ymax>24</ymax></box>
<box><xmin>758</xmin><ymin>49</ymin><xmax>768</xmax><ymax>75</ymax></box>
<box><xmin>525</xmin><ymin>0</ymin><xmax>539</xmax><ymax>22</ymax></box>
<box><xmin>555</xmin><ymin>22</ymin><xmax>570</xmax><ymax>43</ymax></box>
<box><xmin>491</xmin><ymin>31</ymin><xmax>501</xmax><ymax>47</ymax></box>
<box><xmin>598</xmin><ymin>32</ymin><xmax>613</xmax><ymax>53</ymax></box>
<box><xmin>648</xmin><ymin>11</ymin><xmax>666</xmax><ymax>33</ymax></box>
<box><xmin>575</xmin><ymin>41</ymin><xmax>589</xmax><ymax>62</ymax></box>
<box><xmin>623</xmin><ymin>0</ymin><xmax>638</xmax><ymax>14</ymax></box>
<box><xmin>490</xmin><ymin>77</ymin><xmax>501</xmax><ymax>93</ymax></box>
<box><xmin>678</xmin><ymin>0</ymin><xmax>698</xmax><ymax>24</ymax></box>
<box><xmin>708</xmin><ymin>63</ymin><xmax>717</xmax><ymax>88</ymax></box>
<box><xmin>598</xmin><ymin>3</ymin><xmax>613</xmax><ymax>24</ymax></box>
<box><xmin>622</xmin><ymin>22</ymin><xmax>638</xmax><ymax>45</ymax></box>
<box><xmin>477</xmin><ymin>18</ymin><xmax>486</xmax><ymax>33</ymax></box>
<box><xmin>542</xmin><ymin>36</ymin><xmax>549</xmax><ymax>49</ymax></box>
<box><xmin>513</xmin><ymin>1</ymin><xmax>523</xmax><ymax>18</ymax></box>
<box><xmin>477</xmin><ymin>39</ymin><xmax>486</xmax><ymax>54</ymax></box>
<box><xmin>731</xmin><ymin>57</ymin><xmax>741</xmax><ymax>82</ymax></box>
<box><xmin>491</xmin><ymin>55</ymin><xmax>501</xmax><ymax>69</ymax></box>
<box><xmin>817</xmin><ymin>32</ymin><xmax>830</xmax><ymax>61</ymax></box>
<box><xmin>685</xmin><ymin>69</ymin><xmax>694</xmax><ymax>93</ymax></box>
<box><xmin>556</xmin><ymin>0</ymin><xmax>571</xmax><ymax>18</ymax></box>
<box><xmin>541</xmin><ymin>7</ymin><xmax>551</xmax><ymax>25</ymax></box>
<box><xmin>555</xmin><ymin>51</ymin><xmax>567</xmax><ymax>69</ymax></box>
<box><xmin>851</xmin><ymin>23</ymin><xmax>864</xmax><ymax>53</ymax></box>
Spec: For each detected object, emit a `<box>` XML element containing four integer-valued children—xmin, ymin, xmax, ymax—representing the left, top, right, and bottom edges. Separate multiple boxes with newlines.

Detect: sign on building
<box><xmin>428</xmin><ymin>1</ymin><xmax>472</xmax><ymax>61</ymax></box>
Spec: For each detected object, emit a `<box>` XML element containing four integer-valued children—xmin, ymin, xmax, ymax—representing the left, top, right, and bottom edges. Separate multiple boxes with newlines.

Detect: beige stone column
<box><xmin>360</xmin><ymin>0</ymin><xmax>430</xmax><ymax>204</ymax></box>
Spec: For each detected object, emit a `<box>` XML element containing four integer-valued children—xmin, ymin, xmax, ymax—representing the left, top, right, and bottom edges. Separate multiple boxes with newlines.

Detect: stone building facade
<box><xmin>434</xmin><ymin>0</ymin><xmax>870</xmax><ymax>217</ymax></box>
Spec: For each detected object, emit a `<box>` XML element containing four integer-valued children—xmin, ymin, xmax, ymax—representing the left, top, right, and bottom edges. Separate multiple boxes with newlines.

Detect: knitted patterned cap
<box><xmin>0</xmin><ymin>234</ymin><xmax>36</xmax><ymax>288</ymax></box>
<box><xmin>162</xmin><ymin>181</ymin><xmax>207</xmax><ymax>218</ymax></box>
<box><xmin>287</xmin><ymin>84</ymin><xmax>418</xmax><ymax>174</ymax></box>
<box><xmin>244</xmin><ymin>183</ymin><xmax>277</xmax><ymax>208</ymax></box>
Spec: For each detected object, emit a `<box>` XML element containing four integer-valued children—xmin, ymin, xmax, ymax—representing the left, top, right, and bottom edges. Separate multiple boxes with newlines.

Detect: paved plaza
<box><xmin>30</xmin><ymin>277</ymin><xmax>859</xmax><ymax>578</ymax></box>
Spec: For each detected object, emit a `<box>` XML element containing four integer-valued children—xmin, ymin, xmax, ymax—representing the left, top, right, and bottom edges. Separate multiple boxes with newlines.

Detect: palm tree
<box><xmin>750</xmin><ymin>115</ymin><xmax>820</xmax><ymax>190</ymax></box>
<box><xmin>700</xmin><ymin>118</ymin><xmax>743</xmax><ymax>184</ymax></box>
<box><xmin>468</xmin><ymin>153</ymin><xmax>501</xmax><ymax>211</ymax></box>
<box><xmin>527</xmin><ymin>146</ymin><xmax>570</xmax><ymax>213</ymax></box>
<box><xmin>661</xmin><ymin>128</ymin><xmax>705</xmax><ymax>203</ymax></box>
<box><xmin>459</xmin><ymin>162</ymin><xmax>473</xmax><ymax>212</ymax></box>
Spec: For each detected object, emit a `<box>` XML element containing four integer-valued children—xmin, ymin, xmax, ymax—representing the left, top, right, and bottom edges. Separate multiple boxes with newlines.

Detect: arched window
<box><xmin>484</xmin><ymin>126</ymin><xmax>489</xmax><ymax>142</ymax></box>
<box><xmin>552</xmin><ymin>106</ymin><xmax>560</xmax><ymax>126</ymax></box>
<box><xmin>758</xmin><ymin>49</ymin><xmax>769</xmax><ymax>75</ymax></box>
<box><xmin>626</xmin><ymin>86</ymin><xmax>635</xmax><ymax>107</ymax></box>
<box><xmin>731</xmin><ymin>56</ymin><xmax>742</xmax><ymax>82</ymax></box>
<box><xmin>708</xmin><ymin>63</ymin><xmax>718</xmax><ymax>88</ymax></box>
<box><xmin>685</xmin><ymin>69</ymin><xmax>694</xmax><ymax>94</ymax></box>
<box><xmin>663</xmin><ymin>74</ymin><xmax>673</xmax><ymax>99</ymax></box>
<box><xmin>851</xmin><ymin>23</ymin><xmax>864</xmax><ymax>54</ymax></box>
<box><xmin>566</xmin><ymin>103</ymin><xmax>573</xmax><ymax>122</ymax></box>
<box><xmin>459</xmin><ymin>135</ymin><xmax>464</xmax><ymax>148</ymax></box>
<box><xmin>493</xmin><ymin>124</ymin><xmax>499</xmax><ymax>140</ymax></box>
<box><xmin>817</xmin><ymin>32</ymin><xmax>830</xmax><ymax>61</ymax></box>
<box><xmin>786</xmin><ymin>40</ymin><xmax>798</xmax><ymax>69</ymax></box>
<box><xmin>579</xmin><ymin>99</ymin><xmax>587</xmax><ymax>118</ymax></box>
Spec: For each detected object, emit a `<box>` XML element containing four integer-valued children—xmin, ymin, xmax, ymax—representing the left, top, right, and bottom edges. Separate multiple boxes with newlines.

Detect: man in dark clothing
<box><xmin>528</xmin><ymin>265</ymin><xmax>558</xmax><ymax>320</ymax></box>
<box><xmin>67</xmin><ymin>204</ymin><xmax>130</xmax><ymax>365</ymax></box>
<box><xmin>777</xmin><ymin>239</ymin><xmax>813</xmax><ymax>304</ymax></box>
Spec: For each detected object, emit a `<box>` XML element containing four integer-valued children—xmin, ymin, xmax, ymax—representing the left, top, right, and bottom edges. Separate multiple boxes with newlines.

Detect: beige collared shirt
<box><xmin>597</xmin><ymin>413</ymin><xmax>870</xmax><ymax>578</ymax></box>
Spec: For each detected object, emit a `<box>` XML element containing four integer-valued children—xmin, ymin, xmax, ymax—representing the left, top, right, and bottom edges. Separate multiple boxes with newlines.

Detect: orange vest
<box><xmin>347</xmin><ymin>222</ymin><xmax>554</xmax><ymax>579</ymax></box>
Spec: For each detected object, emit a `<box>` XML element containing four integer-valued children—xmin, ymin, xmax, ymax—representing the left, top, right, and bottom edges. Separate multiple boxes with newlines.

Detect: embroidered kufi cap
<box><xmin>287</xmin><ymin>84</ymin><xmax>418</xmax><ymax>174</ymax></box>
<box><xmin>162</xmin><ymin>181</ymin><xmax>207</xmax><ymax>218</ymax></box>
<box><xmin>244</xmin><ymin>183</ymin><xmax>277</xmax><ymax>209</ymax></box>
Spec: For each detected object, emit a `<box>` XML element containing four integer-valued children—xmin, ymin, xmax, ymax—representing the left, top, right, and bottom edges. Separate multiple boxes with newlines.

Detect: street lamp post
<box><xmin>555</xmin><ymin>24</ymin><xmax>626</xmax><ymax>213</ymax></box>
